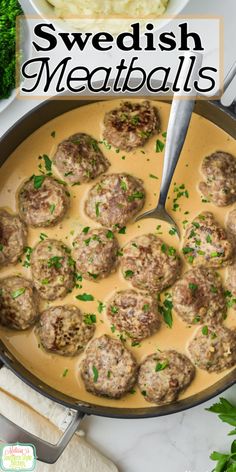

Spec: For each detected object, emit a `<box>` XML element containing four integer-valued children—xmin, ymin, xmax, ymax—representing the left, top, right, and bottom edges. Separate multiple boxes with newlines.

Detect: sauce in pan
<box><xmin>0</xmin><ymin>99</ymin><xmax>235</xmax><ymax>408</ymax></box>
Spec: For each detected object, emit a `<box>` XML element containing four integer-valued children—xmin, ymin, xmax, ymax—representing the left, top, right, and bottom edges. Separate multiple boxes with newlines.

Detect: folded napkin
<box><xmin>0</xmin><ymin>367</ymin><xmax>118</xmax><ymax>472</ymax></box>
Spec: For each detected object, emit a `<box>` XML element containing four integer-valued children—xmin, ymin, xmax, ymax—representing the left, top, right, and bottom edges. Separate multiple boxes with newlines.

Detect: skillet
<box><xmin>0</xmin><ymin>83</ymin><xmax>235</xmax><ymax>463</ymax></box>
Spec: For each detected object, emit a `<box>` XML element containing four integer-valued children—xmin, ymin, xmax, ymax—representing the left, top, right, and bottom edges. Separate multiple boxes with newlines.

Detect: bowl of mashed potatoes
<box><xmin>26</xmin><ymin>0</ymin><xmax>191</xmax><ymax>33</ymax></box>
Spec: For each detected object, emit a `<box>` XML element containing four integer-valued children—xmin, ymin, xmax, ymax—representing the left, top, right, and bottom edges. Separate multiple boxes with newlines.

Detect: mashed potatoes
<box><xmin>47</xmin><ymin>0</ymin><xmax>169</xmax><ymax>18</ymax></box>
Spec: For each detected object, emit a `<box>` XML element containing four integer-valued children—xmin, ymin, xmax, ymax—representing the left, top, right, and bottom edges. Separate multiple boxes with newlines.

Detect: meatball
<box><xmin>0</xmin><ymin>210</ymin><xmax>27</xmax><ymax>267</ymax></box>
<box><xmin>172</xmin><ymin>267</ymin><xmax>226</xmax><ymax>325</ymax></box>
<box><xmin>226</xmin><ymin>263</ymin><xmax>236</xmax><ymax>301</ymax></box>
<box><xmin>227</xmin><ymin>208</ymin><xmax>236</xmax><ymax>250</ymax></box>
<box><xmin>138</xmin><ymin>350</ymin><xmax>195</xmax><ymax>404</ymax></box>
<box><xmin>107</xmin><ymin>289</ymin><xmax>161</xmax><ymax>341</ymax></box>
<box><xmin>31</xmin><ymin>239</ymin><xmax>75</xmax><ymax>301</ymax></box>
<box><xmin>53</xmin><ymin>133</ymin><xmax>110</xmax><ymax>185</ymax></box>
<box><xmin>85</xmin><ymin>173</ymin><xmax>145</xmax><ymax>230</ymax></box>
<box><xmin>120</xmin><ymin>234</ymin><xmax>181</xmax><ymax>293</ymax></box>
<box><xmin>199</xmin><ymin>151</ymin><xmax>236</xmax><ymax>206</ymax></box>
<box><xmin>227</xmin><ymin>209</ymin><xmax>236</xmax><ymax>236</ymax></box>
<box><xmin>72</xmin><ymin>227</ymin><xmax>119</xmax><ymax>281</ymax></box>
<box><xmin>37</xmin><ymin>305</ymin><xmax>95</xmax><ymax>356</ymax></box>
<box><xmin>182</xmin><ymin>212</ymin><xmax>233</xmax><ymax>268</ymax></box>
<box><xmin>0</xmin><ymin>276</ymin><xmax>39</xmax><ymax>330</ymax></box>
<box><xmin>103</xmin><ymin>101</ymin><xmax>160</xmax><ymax>151</ymax></box>
<box><xmin>188</xmin><ymin>325</ymin><xmax>236</xmax><ymax>373</ymax></box>
<box><xmin>18</xmin><ymin>176</ymin><xmax>70</xmax><ymax>228</ymax></box>
<box><xmin>80</xmin><ymin>335</ymin><xmax>138</xmax><ymax>398</ymax></box>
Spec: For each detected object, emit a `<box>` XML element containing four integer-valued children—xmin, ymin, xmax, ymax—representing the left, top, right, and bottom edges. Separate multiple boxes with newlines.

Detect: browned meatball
<box><xmin>85</xmin><ymin>173</ymin><xmax>145</xmax><ymax>230</ymax></box>
<box><xmin>107</xmin><ymin>289</ymin><xmax>161</xmax><ymax>341</ymax></box>
<box><xmin>172</xmin><ymin>267</ymin><xmax>226</xmax><ymax>325</ymax></box>
<box><xmin>0</xmin><ymin>276</ymin><xmax>39</xmax><ymax>330</ymax></box>
<box><xmin>226</xmin><ymin>263</ymin><xmax>236</xmax><ymax>301</ymax></box>
<box><xmin>0</xmin><ymin>210</ymin><xmax>27</xmax><ymax>267</ymax></box>
<box><xmin>120</xmin><ymin>234</ymin><xmax>181</xmax><ymax>292</ymax></box>
<box><xmin>182</xmin><ymin>212</ymin><xmax>233</xmax><ymax>268</ymax></box>
<box><xmin>227</xmin><ymin>208</ymin><xmax>236</xmax><ymax>237</ymax></box>
<box><xmin>188</xmin><ymin>325</ymin><xmax>236</xmax><ymax>373</ymax></box>
<box><xmin>31</xmin><ymin>239</ymin><xmax>75</xmax><ymax>301</ymax></box>
<box><xmin>72</xmin><ymin>227</ymin><xmax>119</xmax><ymax>281</ymax></box>
<box><xmin>37</xmin><ymin>305</ymin><xmax>95</xmax><ymax>356</ymax></box>
<box><xmin>18</xmin><ymin>176</ymin><xmax>70</xmax><ymax>228</ymax></box>
<box><xmin>80</xmin><ymin>335</ymin><xmax>138</xmax><ymax>398</ymax></box>
<box><xmin>138</xmin><ymin>350</ymin><xmax>195</xmax><ymax>404</ymax></box>
<box><xmin>53</xmin><ymin>133</ymin><xmax>110</xmax><ymax>185</ymax></box>
<box><xmin>199</xmin><ymin>152</ymin><xmax>236</xmax><ymax>206</ymax></box>
<box><xmin>103</xmin><ymin>101</ymin><xmax>160</xmax><ymax>151</ymax></box>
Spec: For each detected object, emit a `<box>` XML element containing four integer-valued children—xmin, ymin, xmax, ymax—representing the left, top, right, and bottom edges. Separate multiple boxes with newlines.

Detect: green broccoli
<box><xmin>0</xmin><ymin>0</ymin><xmax>23</xmax><ymax>99</ymax></box>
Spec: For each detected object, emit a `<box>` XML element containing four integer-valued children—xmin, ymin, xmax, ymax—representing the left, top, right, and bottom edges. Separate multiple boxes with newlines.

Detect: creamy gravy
<box><xmin>0</xmin><ymin>99</ymin><xmax>235</xmax><ymax>409</ymax></box>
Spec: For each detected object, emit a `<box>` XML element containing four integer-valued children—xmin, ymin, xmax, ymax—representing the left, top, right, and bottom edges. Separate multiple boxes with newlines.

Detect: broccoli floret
<box><xmin>0</xmin><ymin>0</ymin><xmax>23</xmax><ymax>99</ymax></box>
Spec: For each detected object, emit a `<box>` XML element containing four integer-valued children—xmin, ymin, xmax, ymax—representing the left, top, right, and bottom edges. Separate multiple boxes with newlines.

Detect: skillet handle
<box><xmin>0</xmin><ymin>410</ymin><xmax>84</xmax><ymax>464</ymax></box>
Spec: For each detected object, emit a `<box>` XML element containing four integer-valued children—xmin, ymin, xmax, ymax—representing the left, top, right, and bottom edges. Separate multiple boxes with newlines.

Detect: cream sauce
<box><xmin>0</xmin><ymin>99</ymin><xmax>235</xmax><ymax>409</ymax></box>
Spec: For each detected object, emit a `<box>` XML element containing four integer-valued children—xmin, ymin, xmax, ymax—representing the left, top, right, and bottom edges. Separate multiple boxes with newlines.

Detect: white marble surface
<box><xmin>0</xmin><ymin>1</ymin><xmax>235</xmax><ymax>471</ymax></box>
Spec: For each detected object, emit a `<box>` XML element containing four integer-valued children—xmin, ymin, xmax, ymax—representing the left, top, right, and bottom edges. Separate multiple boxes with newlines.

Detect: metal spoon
<box><xmin>136</xmin><ymin>54</ymin><xmax>203</xmax><ymax>237</ymax></box>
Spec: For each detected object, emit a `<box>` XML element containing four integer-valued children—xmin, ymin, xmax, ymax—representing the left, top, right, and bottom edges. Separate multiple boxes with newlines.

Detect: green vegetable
<box><xmin>189</xmin><ymin>283</ymin><xmax>198</xmax><ymax>292</ymax></box>
<box><xmin>155</xmin><ymin>139</ymin><xmax>165</xmax><ymax>153</ymax></box>
<box><xmin>106</xmin><ymin>230</ymin><xmax>114</xmax><ymax>239</ymax></box>
<box><xmin>202</xmin><ymin>325</ymin><xmax>209</xmax><ymax>336</ymax></box>
<box><xmin>207</xmin><ymin>398</ymin><xmax>236</xmax><ymax>471</ymax></box>
<box><xmin>155</xmin><ymin>360</ymin><xmax>169</xmax><ymax>372</ymax></box>
<box><xmin>92</xmin><ymin>366</ymin><xmax>99</xmax><ymax>382</ymax></box>
<box><xmin>42</xmin><ymin>154</ymin><xmax>52</xmax><ymax>173</ymax></box>
<box><xmin>159</xmin><ymin>294</ymin><xmax>173</xmax><ymax>328</ymax></box>
<box><xmin>124</xmin><ymin>270</ymin><xmax>134</xmax><ymax>279</ymax></box>
<box><xmin>83</xmin><ymin>314</ymin><xmax>96</xmax><ymax>325</ymax></box>
<box><xmin>33</xmin><ymin>175</ymin><xmax>45</xmax><ymax>189</ymax></box>
<box><xmin>11</xmin><ymin>287</ymin><xmax>25</xmax><ymax>299</ymax></box>
<box><xmin>0</xmin><ymin>0</ymin><xmax>23</xmax><ymax>99</ymax></box>
<box><xmin>97</xmin><ymin>301</ymin><xmax>105</xmax><ymax>313</ymax></box>
<box><xmin>47</xmin><ymin>256</ymin><xmax>63</xmax><ymax>269</ymax></box>
<box><xmin>76</xmin><ymin>293</ymin><xmax>94</xmax><ymax>302</ymax></box>
<box><xmin>62</xmin><ymin>369</ymin><xmax>69</xmax><ymax>378</ymax></box>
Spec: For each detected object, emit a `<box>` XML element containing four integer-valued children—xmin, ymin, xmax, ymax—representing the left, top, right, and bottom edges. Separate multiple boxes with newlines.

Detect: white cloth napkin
<box><xmin>0</xmin><ymin>367</ymin><xmax>118</xmax><ymax>472</ymax></box>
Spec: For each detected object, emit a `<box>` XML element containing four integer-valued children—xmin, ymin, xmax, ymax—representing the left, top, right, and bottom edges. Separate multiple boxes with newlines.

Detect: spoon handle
<box><xmin>158</xmin><ymin>53</ymin><xmax>202</xmax><ymax>207</ymax></box>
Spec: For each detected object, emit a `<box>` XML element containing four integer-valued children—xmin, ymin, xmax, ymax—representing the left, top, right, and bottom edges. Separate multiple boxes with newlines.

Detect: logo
<box><xmin>0</xmin><ymin>443</ymin><xmax>36</xmax><ymax>471</ymax></box>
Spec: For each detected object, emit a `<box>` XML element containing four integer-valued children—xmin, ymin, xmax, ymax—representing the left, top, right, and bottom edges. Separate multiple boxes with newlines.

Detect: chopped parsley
<box><xmin>83</xmin><ymin>314</ymin><xmax>97</xmax><ymax>325</ymax></box>
<box><xmin>156</xmin><ymin>139</ymin><xmax>165</xmax><ymax>153</ymax></box>
<box><xmin>159</xmin><ymin>294</ymin><xmax>173</xmax><ymax>328</ymax></box>
<box><xmin>149</xmin><ymin>174</ymin><xmax>159</xmax><ymax>180</ymax></box>
<box><xmin>11</xmin><ymin>287</ymin><xmax>26</xmax><ymax>299</ymax></box>
<box><xmin>95</xmin><ymin>202</ymin><xmax>100</xmax><ymax>217</ymax></box>
<box><xmin>202</xmin><ymin>326</ymin><xmax>209</xmax><ymax>336</ymax></box>
<box><xmin>124</xmin><ymin>270</ymin><xmax>134</xmax><ymax>279</ymax></box>
<box><xmin>51</xmin><ymin>131</ymin><xmax>56</xmax><ymax>138</ymax></box>
<box><xmin>118</xmin><ymin>226</ymin><xmax>126</xmax><ymax>234</ymax></box>
<box><xmin>92</xmin><ymin>366</ymin><xmax>99</xmax><ymax>383</ymax></box>
<box><xmin>76</xmin><ymin>293</ymin><xmax>94</xmax><ymax>302</ymax></box>
<box><xmin>33</xmin><ymin>175</ymin><xmax>45</xmax><ymax>189</ymax></box>
<box><xmin>62</xmin><ymin>369</ymin><xmax>69</xmax><ymax>378</ymax></box>
<box><xmin>106</xmin><ymin>230</ymin><xmax>114</xmax><ymax>239</ymax></box>
<box><xmin>189</xmin><ymin>283</ymin><xmax>198</xmax><ymax>292</ymax></box>
<box><xmin>50</xmin><ymin>203</ymin><xmax>56</xmax><ymax>214</ymax></box>
<box><xmin>42</xmin><ymin>154</ymin><xmax>52</xmax><ymax>173</ymax></box>
<box><xmin>98</xmin><ymin>301</ymin><xmax>105</xmax><ymax>313</ymax></box>
<box><xmin>155</xmin><ymin>360</ymin><xmax>169</xmax><ymax>372</ymax></box>
<box><xmin>128</xmin><ymin>192</ymin><xmax>144</xmax><ymax>202</ymax></box>
<box><xmin>47</xmin><ymin>256</ymin><xmax>63</xmax><ymax>269</ymax></box>
<box><xmin>22</xmin><ymin>246</ymin><xmax>33</xmax><ymax>268</ymax></box>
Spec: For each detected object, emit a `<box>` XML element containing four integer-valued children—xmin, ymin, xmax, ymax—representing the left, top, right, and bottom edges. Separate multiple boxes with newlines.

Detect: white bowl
<box><xmin>25</xmin><ymin>0</ymin><xmax>191</xmax><ymax>33</ymax></box>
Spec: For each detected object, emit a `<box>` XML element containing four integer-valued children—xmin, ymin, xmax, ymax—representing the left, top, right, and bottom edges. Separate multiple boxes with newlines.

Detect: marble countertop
<box><xmin>0</xmin><ymin>0</ymin><xmax>235</xmax><ymax>471</ymax></box>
